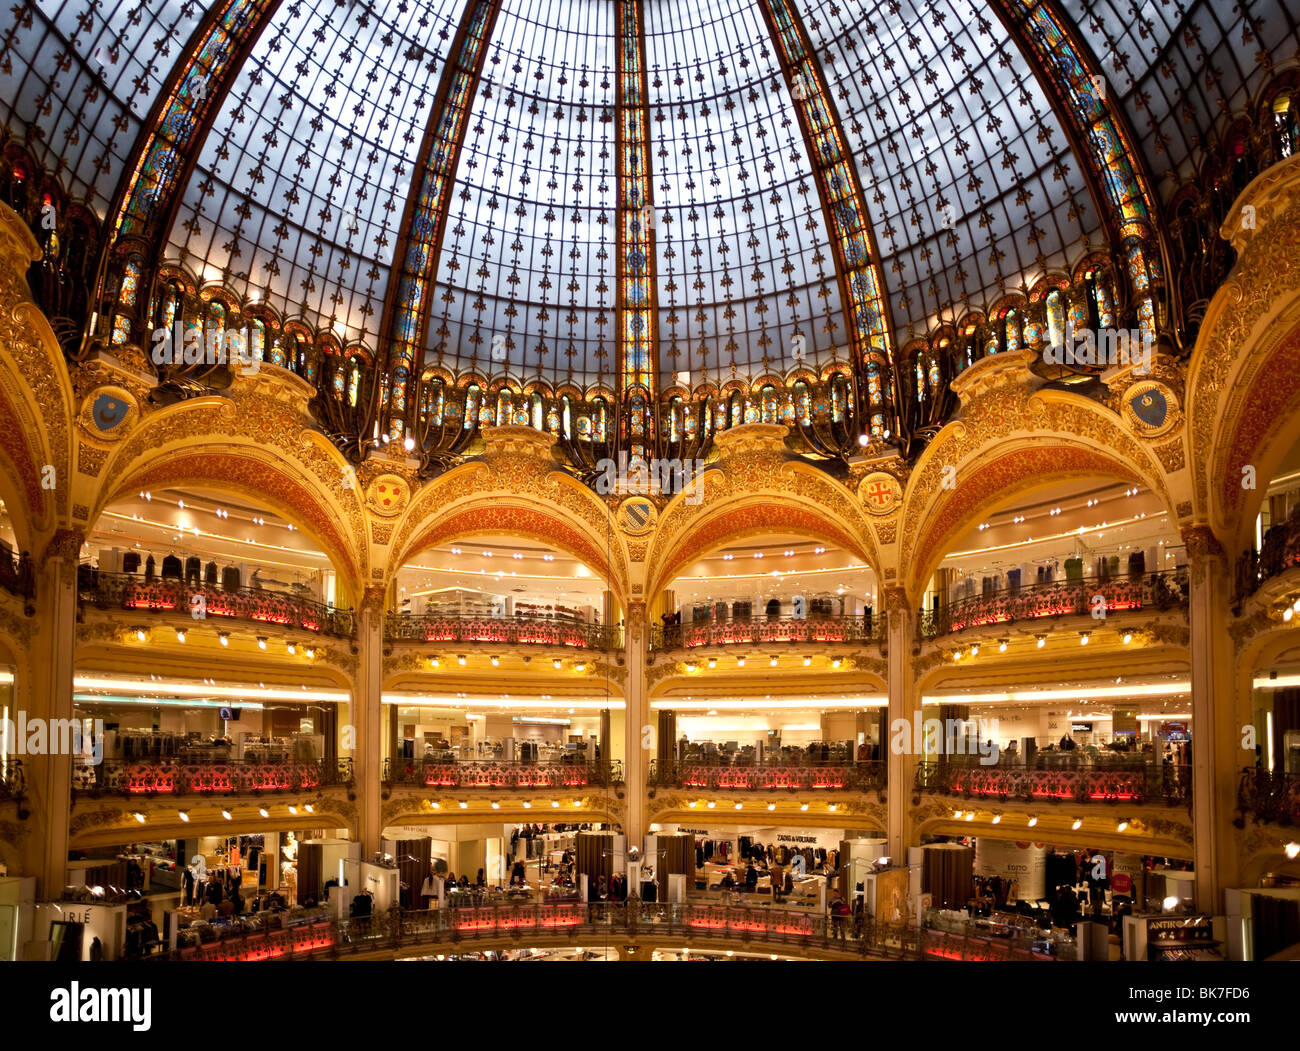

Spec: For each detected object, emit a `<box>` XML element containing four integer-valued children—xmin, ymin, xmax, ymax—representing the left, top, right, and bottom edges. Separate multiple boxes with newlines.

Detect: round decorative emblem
<box><xmin>78</xmin><ymin>386</ymin><xmax>137</xmax><ymax>440</ymax></box>
<box><xmin>365</xmin><ymin>473</ymin><xmax>410</xmax><ymax>517</ymax></box>
<box><xmin>618</xmin><ymin>496</ymin><xmax>657</xmax><ymax>536</ymax></box>
<box><xmin>858</xmin><ymin>471</ymin><xmax>902</xmax><ymax>515</ymax></box>
<box><xmin>1121</xmin><ymin>380</ymin><xmax>1180</xmax><ymax>438</ymax></box>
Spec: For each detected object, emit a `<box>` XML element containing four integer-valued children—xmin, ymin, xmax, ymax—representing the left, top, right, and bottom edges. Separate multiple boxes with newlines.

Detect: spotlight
<box><xmin>574</xmin><ymin>662</ymin><xmax>586</xmax><ymax>672</ymax></box>
<box><xmin>178</xmin><ymin>810</ymin><xmax>189</xmax><ymax>822</ymax></box>
<box><xmin>551</xmin><ymin>801</ymin><xmax>560</xmax><ymax>808</ymax></box>
<box><xmin>219</xmin><ymin>632</ymin><xmax>230</xmax><ymax>647</ymax></box>
<box><xmin>490</xmin><ymin>655</ymin><xmax>500</xmax><ymax>667</ymax></box>
<box><xmin>964</xmin><ymin>811</ymin><xmax>974</xmax><ymax>821</ymax></box>
<box><xmin>858</xmin><ymin>434</ymin><xmax>870</xmax><ymax>447</ymax></box>
<box><xmin>459</xmin><ymin>801</ymin><xmax>468</xmax><ymax>809</ymax></box>
<box><xmin>1286</xmin><ymin>842</ymin><xmax>1299</xmax><ymax>860</ymax></box>
<box><xmin>969</xmin><ymin>644</ymin><xmax>979</xmax><ymax>656</ymax></box>
<box><xmin>1293</xmin><ymin>598</ymin><xmax>1300</xmax><ymax>613</ymax></box>
<box><xmin>991</xmin><ymin>813</ymin><xmax>1001</xmax><ymax>824</ymax></box>
<box><xmin>707</xmin><ymin>658</ymin><xmax>717</xmax><ymax>669</ymax></box>
<box><xmin>767</xmin><ymin>803</ymin><xmax>776</xmax><ymax>811</ymax></box>
<box><xmin>1285</xmin><ymin>609</ymin><xmax>1295</xmax><ymax>623</ymax></box>
<box><xmin>831</xmin><ymin>658</ymin><xmax>842</xmax><ymax>669</ymax></box>
<box><xmin>1116</xmin><ymin>819</ymin><xmax>1128</xmax><ymax>832</ymax></box>
<box><xmin>1079</xmin><ymin>632</ymin><xmax>1090</xmax><ymax>646</ymax></box>
<box><xmin>221</xmin><ymin>809</ymin><xmax>232</xmax><ymax>820</ymax></box>
<box><xmin>1072</xmin><ymin>818</ymin><xmax>1082</xmax><ymax>830</ymax></box>
<box><xmin>257</xmin><ymin>637</ymin><xmax>267</xmax><ymax>650</ymax></box>
<box><xmin>305</xmin><ymin>646</ymin><xmax>315</xmax><ymax>659</ymax></box>
<box><xmin>998</xmin><ymin>640</ymin><xmax>1008</xmax><ymax>652</ymax></box>
<box><xmin>288</xmin><ymin>805</ymin><xmax>298</xmax><ymax>815</ymax></box>
<box><xmin>1027</xmin><ymin>816</ymin><xmax>1038</xmax><ymax>827</ymax></box>
<box><xmin>458</xmin><ymin>655</ymin><xmax>467</xmax><ymax>666</ymax></box>
<box><xmin>258</xmin><ymin>807</ymin><xmax>269</xmax><ymax>818</ymax></box>
<box><xmin>553</xmin><ymin>659</ymin><xmax>563</xmax><ymax>670</ymax></box>
<box><xmin>522</xmin><ymin>802</ymin><xmax>532</xmax><ymax>809</ymax></box>
<box><xmin>429</xmin><ymin>656</ymin><xmax>440</xmax><ymax>668</ymax></box>
<box><xmin>287</xmin><ymin>641</ymin><xmax>296</xmax><ymax>655</ymax></box>
<box><xmin>572</xmin><ymin>799</ymin><xmax>581</xmax><ymax>807</ymax></box>
<box><xmin>1035</xmin><ymin>635</ymin><xmax>1046</xmax><ymax>649</ymax></box>
<box><xmin>134</xmin><ymin>627</ymin><xmax>147</xmax><ymax>642</ymax></box>
<box><xmin>491</xmin><ymin>801</ymin><xmax>500</xmax><ymax>809</ymax></box>
<box><xmin>953</xmin><ymin>810</ymin><xmax>963</xmax><ymax>820</ymax></box>
<box><xmin>132</xmin><ymin>812</ymin><xmax>145</xmax><ymax>823</ymax></box>
<box><xmin>800</xmin><ymin>803</ymin><xmax>809</xmax><ymax>811</ymax></box>
<box><xmin>1122</xmin><ymin>632</ymin><xmax>1132</xmax><ymax>644</ymax></box>
<box><xmin>404</xmin><ymin>436</ymin><xmax>415</xmax><ymax>451</ymax></box>
<box><xmin>953</xmin><ymin>650</ymin><xmax>963</xmax><ymax>662</ymax></box>
<box><xmin>685</xmin><ymin>661</ymin><xmax>697</xmax><ymax>673</ymax></box>
<box><xmin>736</xmin><ymin>656</ymin><xmax>746</xmax><ymax>667</ymax></box>
<box><xmin>304</xmin><ymin>804</ymin><xmax>313</xmax><ymax>814</ymax></box>
<box><xmin>734</xmin><ymin>802</ymin><xmax>743</xmax><ymax>810</ymax></box>
<box><xmin>176</xmin><ymin>628</ymin><xmax>186</xmax><ymax>643</ymax></box>
<box><xmin>803</xmin><ymin>656</ymin><xmax>812</xmax><ymax>667</ymax></box>
<box><xmin>1161</xmin><ymin>895</ymin><xmax>1180</xmax><ymax>912</ymax></box>
<box><xmin>707</xmin><ymin>801</ymin><xmax>716</xmax><ymax>809</ymax></box>
<box><xmin>769</xmin><ymin>656</ymin><xmax>779</xmax><ymax>667</ymax></box>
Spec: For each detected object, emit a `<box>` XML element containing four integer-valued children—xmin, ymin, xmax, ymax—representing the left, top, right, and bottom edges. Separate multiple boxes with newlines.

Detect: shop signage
<box><xmin>1072</xmin><ymin>722</ymin><xmax>1093</xmax><ymax>732</ymax></box>
<box><xmin>677</xmin><ymin>828</ymin><xmax>709</xmax><ymax>836</ymax></box>
<box><xmin>777</xmin><ymin>834</ymin><xmax>818</xmax><ymax>844</ymax></box>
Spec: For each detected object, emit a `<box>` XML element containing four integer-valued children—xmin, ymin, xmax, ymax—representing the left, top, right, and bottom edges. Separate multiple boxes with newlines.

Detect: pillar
<box><xmin>1182</xmin><ymin>526</ymin><xmax>1241</xmax><ymax>913</ymax></box>
<box><xmin>623</xmin><ymin>600</ymin><xmax>647</xmax><ymax>850</ymax></box>
<box><xmin>355</xmin><ymin>586</ymin><xmax>385</xmax><ymax>858</ymax></box>
<box><xmin>884</xmin><ymin>586</ymin><xmax>914</xmax><ymax>863</ymax></box>
<box><xmin>22</xmin><ymin>528</ymin><xmax>81</xmax><ymax>898</ymax></box>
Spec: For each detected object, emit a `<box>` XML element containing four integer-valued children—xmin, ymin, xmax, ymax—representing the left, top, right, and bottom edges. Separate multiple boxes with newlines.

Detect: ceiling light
<box><xmin>459</xmin><ymin>801</ymin><xmax>468</xmax><ymax>809</ymax></box>
<box><xmin>258</xmin><ymin>807</ymin><xmax>269</xmax><ymax>818</ymax></box>
<box><xmin>767</xmin><ymin>803</ymin><xmax>776</xmax><ymax>811</ymax></box>
<box><xmin>1286</xmin><ymin>608</ymin><xmax>1295</xmax><ymax>623</ymax></box>
<box><xmin>522</xmin><ymin>801</ymin><xmax>531</xmax><ymax>809</ymax></box>
<box><xmin>304</xmin><ymin>804</ymin><xmax>313</xmax><ymax>814</ymax></box>
<box><xmin>970</xmin><ymin>644</ymin><xmax>979</xmax><ymax>656</ymax></box>
<box><xmin>1035</xmin><ymin>635</ymin><xmax>1046</xmax><ymax>648</ymax></box>
<box><xmin>175</xmin><ymin>628</ymin><xmax>186</xmax><ymax>643</ymax></box>
<box><xmin>800</xmin><ymin>803</ymin><xmax>809</xmax><ymax>811</ymax></box>
<box><xmin>1079</xmin><ymin>632</ymin><xmax>1090</xmax><ymax>645</ymax></box>
<box><xmin>1285</xmin><ymin>842</ymin><xmax>1299</xmax><ymax>860</ymax></box>
<box><xmin>288</xmin><ymin>805</ymin><xmax>298</xmax><ymax>815</ymax></box>
<box><xmin>134</xmin><ymin>627</ymin><xmax>147</xmax><ymax>642</ymax></box>
<box><xmin>574</xmin><ymin>662</ymin><xmax>585</xmax><ymax>672</ymax></box>
<box><xmin>458</xmin><ymin>655</ymin><xmax>467</xmax><ymax>666</ymax></box>
<box><xmin>991</xmin><ymin>814</ymin><xmax>1001</xmax><ymax>824</ymax></box>
<box><xmin>964</xmin><ymin>811</ymin><xmax>974</xmax><ymax>821</ymax></box>
<box><xmin>1122</xmin><ymin>632</ymin><xmax>1133</xmax><ymax>644</ymax></box>
<box><xmin>734</xmin><ymin>802</ymin><xmax>743</xmax><ymax>810</ymax></box>
<box><xmin>257</xmin><ymin>637</ymin><xmax>267</xmax><ymax>650</ymax></box>
<box><xmin>287</xmin><ymin>641</ymin><xmax>296</xmax><ymax>655</ymax></box>
<box><xmin>1027</xmin><ymin>816</ymin><xmax>1038</xmax><ymax>827</ymax></box>
<box><xmin>953</xmin><ymin>650</ymin><xmax>962</xmax><ymax>662</ymax></box>
<box><xmin>572</xmin><ymin>800</ymin><xmax>581</xmax><ymax>807</ymax></box>
<box><xmin>132</xmin><ymin>812</ymin><xmax>145</xmax><ymax>823</ymax></box>
<box><xmin>219</xmin><ymin>632</ymin><xmax>230</xmax><ymax>647</ymax></box>
<box><xmin>551</xmin><ymin>800</ymin><xmax>560</xmax><ymax>808</ymax></box>
<box><xmin>736</xmin><ymin>656</ymin><xmax>746</xmax><ymax>667</ymax></box>
<box><xmin>953</xmin><ymin>810</ymin><xmax>963</xmax><ymax>820</ymax></box>
<box><xmin>998</xmin><ymin>640</ymin><xmax>1007</xmax><ymax>652</ymax></box>
<box><xmin>1293</xmin><ymin>598</ymin><xmax>1300</xmax><ymax>613</ymax></box>
<box><xmin>1072</xmin><ymin>818</ymin><xmax>1082</xmax><ymax>830</ymax></box>
<box><xmin>707</xmin><ymin>658</ymin><xmax>717</xmax><ymax>669</ymax></box>
<box><xmin>802</xmin><ymin>655</ymin><xmax>812</xmax><ymax>667</ymax></box>
<box><xmin>707</xmin><ymin>801</ymin><xmax>716</xmax><ymax>809</ymax></box>
<box><xmin>1116</xmin><ymin>819</ymin><xmax>1128</xmax><ymax>832</ymax></box>
<box><xmin>404</xmin><ymin>436</ymin><xmax>415</xmax><ymax>451</ymax></box>
<box><xmin>429</xmin><ymin>655</ymin><xmax>440</xmax><ymax>667</ymax></box>
<box><xmin>305</xmin><ymin>646</ymin><xmax>315</xmax><ymax>659</ymax></box>
<box><xmin>491</xmin><ymin>801</ymin><xmax>500</xmax><ymax>809</ymax></box>
<box><xmin>221</xmin><ymin>809</ymin><xmax>231</xmax><ymax>820</ymax></box>
<box><xmin>685</xmin><ymin>661</ymin><xmax>697</xmax><ymax>672</ymax></box>
<box><xmin>831</xmin><ymin>658</ymin><xmax>842</xmax><ymax>669</ymax></box>
<box><xmin>769</xmin><ymin>656</ymin><xmax>778</xmax><ymax>667</ymax></box>
<box><xmin>688</xmin><ymin>801</ymin><xmax>697</xmax><ymax>808</ymax></box>
<box><xmin>178</xmin><ymin>810</ymin><xmax>189</xmax><ymax>822</ymax></box>
<box><xmin>490</xmin><ymin>655</ymin><xmax>500</xmax><ymax>667</ymax></box>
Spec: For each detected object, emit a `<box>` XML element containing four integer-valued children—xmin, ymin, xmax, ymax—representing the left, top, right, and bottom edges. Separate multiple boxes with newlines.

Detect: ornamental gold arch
<box><xmin>898</xmin><ymin>379</ymin><xmax>1179</xmax><ymax>601</ymax></box>
<box><xmin>1185</xmin><ymin>154</ymin><xmax>1300</xmax><ymax>550</ymax></box>
<box><xmin>0</xmin><ymin>207</ymin><xmax>76</xmax><ymax>547</ymax></box>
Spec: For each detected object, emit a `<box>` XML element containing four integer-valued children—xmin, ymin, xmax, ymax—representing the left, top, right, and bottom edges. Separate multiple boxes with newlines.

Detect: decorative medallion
<box><xmin>77</xmin><ymin>386</ymin><xmax>137</xmax><ymax>440</ymax></box>
<box><xmin>618</xmin><ymin>495</ymin><xmax>657</xmax><ymax>536</ymax></box>
<box><xmin>1121</xmin><ymin>380</ymin><xmax>1180</xmax><ymax>438</ymax></box>
<box><xmin>858</xmin><ymin>471</ymin><xmax>902</xmax><ymax>515</ymax></box>
<box><xmin>365</xmin><ymin>474</ymin><xmax>410</xmax><ymax>517</ymax></box>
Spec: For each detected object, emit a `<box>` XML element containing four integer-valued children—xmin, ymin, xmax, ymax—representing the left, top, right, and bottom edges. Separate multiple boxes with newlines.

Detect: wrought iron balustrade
<box><xmin>0</xmin><ymin>548</ymin><xmax>34</xmax><ymax>601</ymax></box>
<box><xmin>381</xmin><ymin>757</ymin><xmax>622</xmax><ymax>789</ymax></box>
<box><xmin>649</xmin><ymin>758</ymin><xmax>885</xmax><ymax>793</ymax></box>
<box><xmin>918</xmin><ymin>570</ymin><xmax>1188</xmax><ymax>638</ymax></box>
<box><xmin>77</xmin><ymin>572</ymin><xmax>355</xmax><ymax>637</ymax></box>
<box><xmin>384</xmin><ymin>612</ymin><xmax>621</xmax><ymax>650</ymax></box>
<box><xmin>72</xmin><ymin>757</ymin><xmax>354</xmax><ymax>797</ymax></box>
<box><xmin>1235</xmin><ymin>768</ymin><xmax>1300</xmax><ymax>826</ymax></box>
<box><xmin>914</xmin><ymin>758</ymin><xmax>1190</xmax><ymax>807</ymax></box>
<box><xmin>650</xmin><ymin>613</ymin><xmax>882</xmax><ymax>652</ymax></box>
<box><xmin>1234</xmin><ymin>514</ymin><xmax>1300</xmax><ymax>604</ymax></box>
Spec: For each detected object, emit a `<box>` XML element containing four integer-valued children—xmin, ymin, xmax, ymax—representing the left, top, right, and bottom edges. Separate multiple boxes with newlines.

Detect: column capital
<box><xmin>883</xmin><ymin>585</ymin><xmax>912</xmax><ymax>631</ymax></box>
<box><xmin>40</xmin><ymin>527</ymin><xmax>85</xmax><ymax>566</ymax></box>
<box><xmin>626</xmin><ymin>599</ymin><xmax>647</xmax><ymax>645</ymax></box>
<box><xmin>1179</xmin><ymin>524</ymin><xmax>1227</xmax><ymax>584</ymax></box>
<box><xmin>359</xmin><ymin>584</ymin><xmax>387</xmax><ymax>618</ymax></box>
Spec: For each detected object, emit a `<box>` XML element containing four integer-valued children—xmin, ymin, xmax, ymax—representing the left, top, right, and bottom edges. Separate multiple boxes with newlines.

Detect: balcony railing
<box><xmin>914</xmin><ymin>758</ymin><xmax>1191</xmax><ymax>807</ymax></box>
<box><xmin>381</xmin><ymin>757</ymin><xmax>622</xmax><ymax>789</ymax></box>
<box><xmin>0</xmin><ymin>758</ymin><xmax>24</xmax><ymax>801</ymax></box>
<box><xmin>72</xmin><ymin>757</ymin><xmax>354</xmax><ymax>797</ymax></box>
<box><xmin>154</xmin><ymin>901</ymin><xmax>945</xmax><ymax>961</ymax></box>
<box><xmin>0</xmin><ymin>548</ymin><xmax>34</xmax><ymax>600</ymax></box>
<box><xmin>649</xmin><ymin>758</ymin><xmax>885</xmax><ymax>793</ymax></box>
<box><xmin>384</xmin><ymin>612</ymin><xmax>621</xmax><ymax>650</ymax></box>
<box><xmin>1236</xmin><ymin>768</ymin><xmax>1300</xmax><ymax>826</ymax></box>
<box><xmin>77</xmin><ymin>571</ymin><xmax>355</xmax><ymax>637</ymax></box>
<box><xmin>1235</xmin><ymin>514</ymin><xmax>1300</xmax><ymax>603</ymax></box>
<box><xmin>919</xmin><ymin>570</ymin><xmax>1189</xmax><ymax>638</ymax></box>
<box><xmin>651</xmin><ymin>613</ymin><xmax>883</xmax><ymax>652</ymax></box>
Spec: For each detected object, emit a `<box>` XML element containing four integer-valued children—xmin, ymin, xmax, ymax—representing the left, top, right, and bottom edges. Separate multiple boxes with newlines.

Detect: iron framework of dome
<box><xmin>1</xmin><ymin>0</ymin><xmax>1298</xmax><ymax>482</ymax></box>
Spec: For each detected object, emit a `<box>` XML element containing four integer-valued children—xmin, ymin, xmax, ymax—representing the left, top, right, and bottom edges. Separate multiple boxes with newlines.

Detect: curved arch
<box><xmin>898</xmin><ymin>375</ymin><xmax>1176</xmax><ymax>599</ymax></box>
<box><xmin>91</xmin><ymin>400</ymin><xmax>367</xmax><ymax>596</ymax></box>
<box><xmin>0</xmin><ymin>204</ymin><xmax>77</xmax><ymax>544</ymax></box>
<box><xmin>1187</xmin><ymin>153</ymin><xmax>1300</xmax><ymax>546</ymax></box>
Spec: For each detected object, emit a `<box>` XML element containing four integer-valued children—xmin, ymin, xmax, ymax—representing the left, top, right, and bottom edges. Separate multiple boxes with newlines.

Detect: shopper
<box><xmin>770</xmin><ymin>861</ymin><xmax>785</xmax><ymax>903</ymax></box>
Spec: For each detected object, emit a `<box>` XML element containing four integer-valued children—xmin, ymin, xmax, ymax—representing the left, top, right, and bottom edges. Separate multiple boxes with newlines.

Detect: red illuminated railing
<box><xmin>652</xmin><ymin>613</ymin><xmax>882</xmax><ymax>651</ymax></box>
<box><xmin>382</xmin><ymin>758</ymin><xmax>622</xmax><ymax>789</ymax></box>
<box><xmin>649</xmin><ymin>759</ymin><xmax>884</xmax><ymax>793</ymax></box>
<box><xmin>384</xmin><ymin>612</ymin><xmax>621</xmax><ymax>650</ymax></box>
<box><xmin>79</xmin><ymin>572</ymin><xmax>355</xmax><ymax>637</ymax></box>
<box><xmin>914</xmin><ymin>759</ymin><xmax>1191</xmax><ymax>806</ymax></box>
<box><xmin>74</xmin><ymin>757</ymin><xmax>354</xmax><ymax>797</ymax></box>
